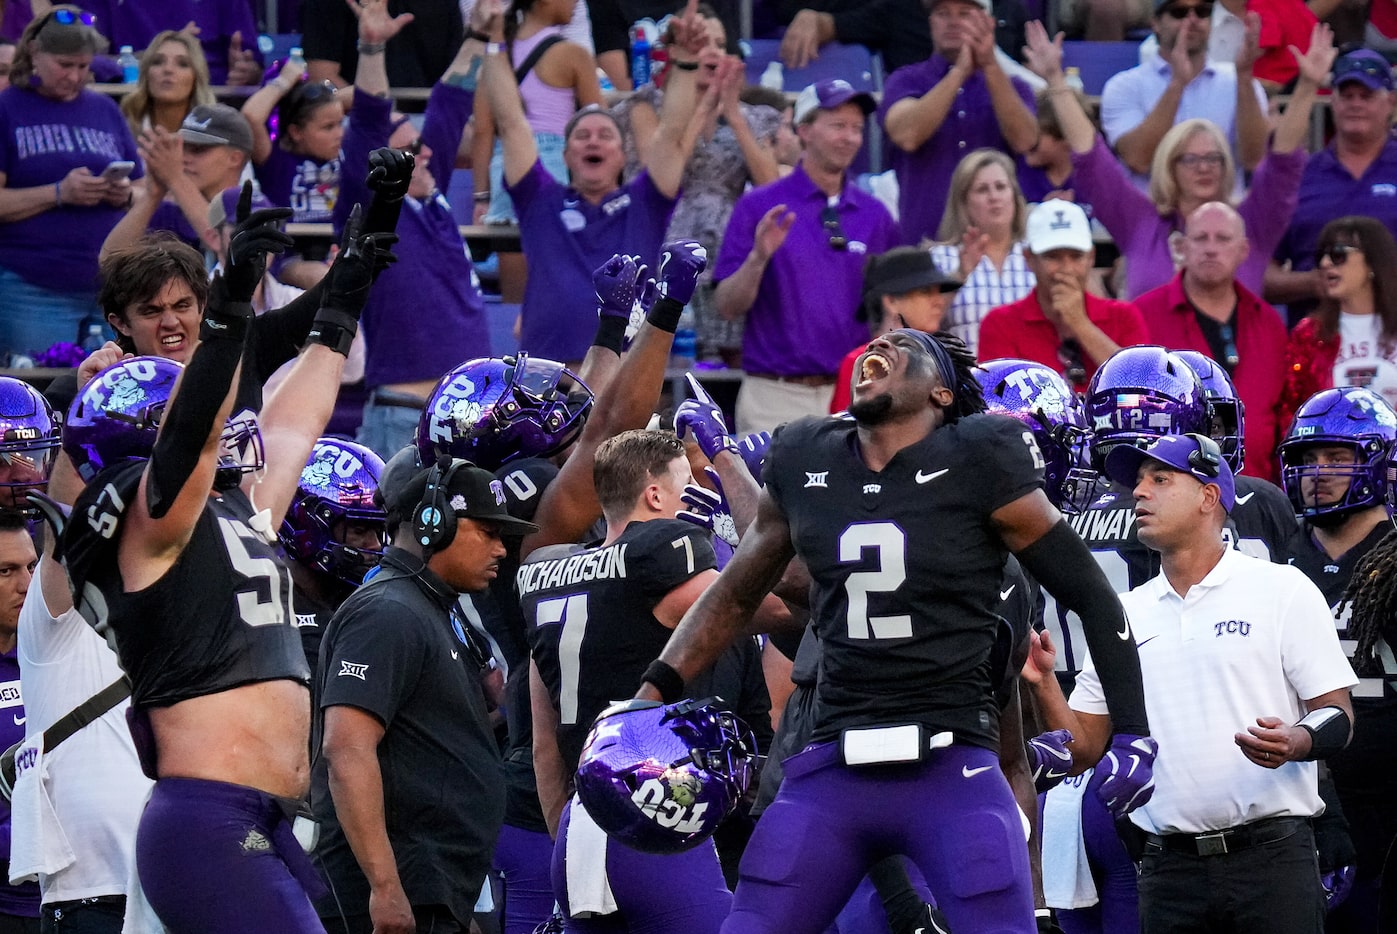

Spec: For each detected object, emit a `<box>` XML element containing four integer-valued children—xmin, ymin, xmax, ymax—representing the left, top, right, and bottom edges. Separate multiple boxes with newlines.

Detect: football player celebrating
<box><xmin>639</xmin><ymin>329</ymin><xmax>1152</xmax><ymax>934</ymax></box>
<box><xmin>59</xmin><ymin>190</ymin><xmax>388</xmax><ymax>933</ymax></box>
<box><xmin>0</xmin><ymin>378</ymin><xmax>59</xmax><ymax>511</ymax></box>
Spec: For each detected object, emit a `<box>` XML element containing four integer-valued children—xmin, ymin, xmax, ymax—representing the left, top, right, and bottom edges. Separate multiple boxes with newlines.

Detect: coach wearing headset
<box><xmin>311</xmin><ymin>447</ymin><xmax>537</xmax><ymax>934</ymax></box>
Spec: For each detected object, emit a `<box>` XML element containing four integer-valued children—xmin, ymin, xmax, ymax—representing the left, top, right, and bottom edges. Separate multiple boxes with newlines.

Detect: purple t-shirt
<box><xmin>148</xmin><ymin>200</ymin><xmax>200</xmax><ymax>249</ymax></box>
<box><xmin>82</xmin><ymin>0</ymin><xmax>261</xmax><ymax>85</ymax></box>
<box><xmin>335</xmin><ymin>85</ymin><xmax>490</xmax><ymax>387</ymax></box>
<box><xmin>714</xmin><ymin>165</ymin><xmax>899</xmax><ymax>376</ymax></box>
<box><xmin>509</xmin><ymin>160</ymin><xmax>676</xmax><ymax>363</ymax></box>
<box><xmin>1071</xmin><ymin>136</ymin><xmax>1305</xmax><ymax>300</ymax></box>
<box><xmin>0</xmin><ymin>87</ymin><xmax>142</xmax><ymax>292</ymax></box>
<box><xmin>879</xmin><ymin>56</ymin><xmax>1036</xmax><ymax>246</ymax></box>
<box><xmin>0</xmin><ymin>647</ymin><xmax>40</xmax><ymax>917</ymax></box>
<box><xmin>256</xmin><ymin>145</ymin><xmax>341</xmax><ymax>224</ymax></box>
<box><xmin>1275</xmin><ymin>138</ymin><xmax>1397</xmax><ymax>274</ymax></box>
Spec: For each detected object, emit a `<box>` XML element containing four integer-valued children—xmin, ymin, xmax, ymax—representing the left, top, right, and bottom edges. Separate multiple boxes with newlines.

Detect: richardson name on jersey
<box><xmin>516</xmin><ymin>542</ymin><xmax>630</xmax><ymax>597</ymax></box>
<box><xmin>1068</xmin><ymin>503</ymin><xmax>1139</xmax><ymax>543</ymax></box>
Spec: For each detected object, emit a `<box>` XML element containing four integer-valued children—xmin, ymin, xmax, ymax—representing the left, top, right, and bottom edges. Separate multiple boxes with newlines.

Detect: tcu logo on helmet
<box><xmin>302</xmin><ymin>441</ymin><xmax>367</xmax><ymax>487</ymax></box>
<box><xmin>630</xmin><ymin>770</ymin><xmax>710</xmax><ymax>833</ymax></box>
<box><xmin>426</xmin><ymin>375</ymin><xmax>480</xmax><ymax>446</ymax></box>
<box><xmin>80</xmin><ymin>359</ymin><xmax>160</xmax><ymax>412</ymax></box>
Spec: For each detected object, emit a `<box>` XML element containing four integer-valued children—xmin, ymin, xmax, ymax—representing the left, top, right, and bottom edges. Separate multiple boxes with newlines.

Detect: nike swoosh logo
<box><xmin>962</xmin><ymin>765</ymin><xmax>992</xmax><ymax>778</ymax></box>
<box><xmin>451</xmin><ymin>650</ymin><xmax>459</xmax><ymax>660</ymax></box>
<box><xmin>916</xmin><ymin>468</ymin><xmax>950</xmax><ymax>484</ymax></box>
<box><xmin>1137</xmin><ymin>635</ymin><xmax>1158</xmax><ymax>648</ymax></box>
<box><xmin>1117</xmin><ymin>621</ymin><xmax>1132</xmax><ymax>641</ymax></box>
<box><xmin>1000</xmin><ymin>585</ymin><xmax>1015</xmax><ymax>601</ymax></box>
<box><xmin>1234</xmin><ymin>492</ymin><xmax>1255</xmax><ymax>505</ymax></box>
<box><xmin>11</xmin><ymin>715</ymin><xmax>22</xmax><ymax>726</ymax></box>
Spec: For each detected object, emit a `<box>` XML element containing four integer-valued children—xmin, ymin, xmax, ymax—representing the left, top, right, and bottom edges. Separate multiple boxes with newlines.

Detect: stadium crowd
<box><xmin>0</xmin><ymin>0</ymin><xmax>1390</xmax><ymax>932</ymax></box>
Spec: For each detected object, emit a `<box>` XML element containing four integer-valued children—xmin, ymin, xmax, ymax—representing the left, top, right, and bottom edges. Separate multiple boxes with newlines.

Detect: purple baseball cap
<box><xmin>792</xmin><ymin>79</ymin><xmax>876</xmax><ymax>124</ymax></box>
<box><xmin>1104</xmin><ymin>433</ymin><xmax>1235</xmax><ymax>512</ymax></box>
<box><xmin>208</xmin><ymin>185</ymin><xmax>277</xmax><ymax>230</ymax></box>
<box><xmin>1332</xmin><ymin>49</ymin><xmax>1395</xmax><ymax>92</ymax></box>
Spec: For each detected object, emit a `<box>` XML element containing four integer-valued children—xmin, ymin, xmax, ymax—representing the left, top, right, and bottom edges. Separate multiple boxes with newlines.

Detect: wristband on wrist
<box><xmin>465</xmin><ymin>27</ymin><xmax>491</xmax><ymax>43</ymax></box>
<box><xmin>356</xmin><ymin>40</ymin><xmax>386</xmax><ymax>55</ymax></box>
<box><xmin>307</xmin><ymin>307</ymin><xmax>360</xmax><ymax>357</ymax></box>
<box><xmin>671</xmin><ymin>59</ymin><xmax>700</xmax><ymax>71</ymax></box>
<box><xmin>53</xmin><ymin>182</ymin><xmax>61</xmax><ymax>207</ymax></box>
<box><xmin>486</xmin><ymin>42</ymin><xmax>505</xmax><ymax>56</ymax></box>
<box><xmin>646</xmin><ymin>296</ymin><xmax>683</xmax><ymax>333</ymax></box>
<box><xmin>473</xmin><ymin>191</ymin><xmax>491</xmax><ymax>202</ymax></box>
<box><xmin>592</xmin><ymin>314</ymin><xmax>627</xmax><ymax>354</ymax></box>
<box><xmin>199</xmin><ymin>301</ymin><xmax>254</xmax><ymax>343</ymax></box>
<box><xmin>641</xmin><ymin>659</ymin><xmax>684</xmax><ymax>704</ymax></box>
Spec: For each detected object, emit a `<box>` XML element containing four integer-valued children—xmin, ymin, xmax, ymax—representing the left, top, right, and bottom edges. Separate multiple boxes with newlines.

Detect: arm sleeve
<box><xmin>247</xmin><ymin>277</ymin><xmax>331</xmax><ymax>385</ymax></box>
<box><xmin>1015</xmin><ymin>519</ymin><xmax>1151</xmax><ymax>735</ymax></box>
<box><xmin>320</xmin><ymin>595</ymin><xmax>426</xmax><ymax>725</ymax></box>
<box><xmin>422</xmin><ymin>83</ymin><xmax>475</xmax><ymax>196</ymax></box>
<box><xmin>333</xmin><ymin>88</ymin><xmax>393</xmax><ymax>236</ymax></box>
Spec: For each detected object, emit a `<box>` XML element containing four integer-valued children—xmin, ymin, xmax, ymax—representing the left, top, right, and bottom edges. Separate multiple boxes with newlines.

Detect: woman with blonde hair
<box><xmin>1023</xmin><ymin>20</ymin><xmax>1333</xmax><ymax>299</ymax></box>
<box><xmin>118</xmin><ymin>30</ymin><xmax>214</xmax><ymax>137</ymax></box>
<box><xmin>929</xmin><ymin>147</ymin><xmax>1034</xmax><ymax>355</ymax></box>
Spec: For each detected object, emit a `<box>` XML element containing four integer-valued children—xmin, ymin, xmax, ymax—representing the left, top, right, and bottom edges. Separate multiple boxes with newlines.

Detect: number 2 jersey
<box><xmin>62</xmin><ymin>461</ymin><xmax>309</xmax><ymax>709</ymax></box>
<box><xmin>764</xmin><ymin>413</ymin><xmax>1045</xmax><ymax>751</ymax></box>
<box><xmin>518</xmin><ymin>519</ymin><xmax>716</xmax><ymax>770</ymax></box>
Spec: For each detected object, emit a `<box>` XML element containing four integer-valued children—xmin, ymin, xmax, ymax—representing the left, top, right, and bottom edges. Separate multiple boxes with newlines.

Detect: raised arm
<box><xmin>1269</xmin><ymin>23</ymin><xmax>1334</xmax><ymax>156</ymax></box>
<box><xmin>1023</xmin><ymin>22</ymin><xmax>1096</xmax><ymax>154</ymax></box>
<box><xmin>645</xmin><ymin>2</ymin><xmax>708</xmax><ymax>199</ymax></box>
<box><xmin>1232</xmin><ymin>13</ymin><xmax>1268</xmax><ymax>172</ymax></box>
<box><xmin>243</xmin><ymin>57</ymin><xmax>306</xmax><ymax>166</ymax></box>
<box><xmin>345</xmin><ymin>0</ymin><xmax>416</xmax><ymax>99</ymax></box>
<box><xmin>1105</xmin><ymin>32</ymin><xmax>1199</xmax><ymax>175</ymax></box>
<box><xmin>972</xmin><ymin>12</ymin><xmax>1038</xmax><ymax>154</ymax></box>
<box><xmin>481</xmin><ymin>32</ymin><xmax>539</xmax><ymax>188</ymax></box>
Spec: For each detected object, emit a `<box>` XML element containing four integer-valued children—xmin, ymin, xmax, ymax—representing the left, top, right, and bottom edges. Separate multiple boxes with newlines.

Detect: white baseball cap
<box><xmin>1026</xmin><ymin>199</ymin><xmax>1093</xmax><ymax>254</ymax></box>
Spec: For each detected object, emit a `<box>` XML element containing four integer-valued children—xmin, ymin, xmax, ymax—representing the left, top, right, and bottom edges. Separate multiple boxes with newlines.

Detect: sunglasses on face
<box><xmin>1176</xmin><ymin>152</ymin><xmax>1225</xmax><ymax>170</ymax></box>
<box><xmin>1161</xmin><ymin>2</ymin><xmax>1212</xmax><ymax>18</ymax></box>
<box><xmin>1317</xmin><ymin>244</ymin><xmax>1363</xmax><ymax>266</ymax></box>
<box><xmin>43</xmin><ymin>8</ymin><xmax>97</xmax><ymax>28</ymax></box>
<box><xmin>822</xmin><ymin>204</ymin><xmax>847</xmax><ymax>251</ymax></box>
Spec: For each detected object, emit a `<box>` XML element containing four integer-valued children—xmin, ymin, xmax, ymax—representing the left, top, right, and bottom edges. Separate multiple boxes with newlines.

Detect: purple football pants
<box><xmin>494</xmin><ymin>824</ymin><xmax>556</xmax><ymax>934</ymax></box>
<box><xmin>1057</xmin><ymin>778</ymin><xmax>1140</xmax><ymax>934</ymax></box>
<box><xmin>724</xmin><ymin>741</ymin><xmax>1035</xmax><ymax>934</ymax></box>
<box><xmin>136</xmin><ymin>778</ymin><xmax>326</xmax><ymax>934</ymax></box>
<box><xmin>552</xmin><ymin>798</ymin><xmax>731</xmax><ymax>934</ymax></box>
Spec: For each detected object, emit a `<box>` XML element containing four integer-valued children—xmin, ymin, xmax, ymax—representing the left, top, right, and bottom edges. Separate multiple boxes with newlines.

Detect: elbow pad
<box><xmin>1016</xmin><ymin>519</ymin><xmax>1150</xmax><ymax>736</ymax></box>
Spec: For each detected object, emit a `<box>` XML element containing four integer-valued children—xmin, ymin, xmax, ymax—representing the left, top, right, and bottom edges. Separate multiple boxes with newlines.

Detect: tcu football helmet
<box><xmin>64</xmin><ymin>357</ymin><xmax>182</xmax><ymax>482</ymax></box>
<box><xmin>575</xmin><ymin>698</ymin><xmax>757</xmax><ymax>854</ymax></box>
<box><xmin>1278</xmin><ymin>387</ymin><xmax>1397</xmax><ymax>520</ymax></box>
<box><xmin>0</xmin><ymin>377</ymin><xmax>59</xmax><ymax>507</ymax></box>
<box><xmin>280</xmin><ymin>438</ymin><xmax>386</xmax><ymax>586</ymax></box>
<box><xmin>1084</xmin><ymin>346</ymin><xmax>1208</xmax><ymax>473</ymax></box>
<box><xmin>977</xmin><ymin>358</ymin><xmax>1094</xmax><ymax>513</ymax></box>
<box><xmin>416</xmin><ymin>354</ymin><xmax>593</xmax><ymax>471</ymax></box>
<box><xmin>1172</xmin><ymin>350</ymin><xmax>1246</xmax><ymax>473</ymax></box>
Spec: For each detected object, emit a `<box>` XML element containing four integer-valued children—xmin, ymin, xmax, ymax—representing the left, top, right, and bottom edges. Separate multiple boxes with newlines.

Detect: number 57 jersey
<box><xmin>518</xmin><ymin>519</ymin><xmax>716</xmax><ymax>771</ymax></box>
<box><xmin>764</xmin><ymin>414</ymin><xmax>1045</xmax><ymax>751</ymax></box>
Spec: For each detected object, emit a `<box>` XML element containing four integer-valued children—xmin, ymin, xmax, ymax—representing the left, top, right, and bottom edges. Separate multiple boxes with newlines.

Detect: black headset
<box><xmin>413</xmin><ymin>456</ymin><xmax>464</xmax><ymax>553</ymax></box>
<box><xmin>1185</xmin><ymin>433</ymin><xmax>1223</xmax><ymax>478</ymax></box>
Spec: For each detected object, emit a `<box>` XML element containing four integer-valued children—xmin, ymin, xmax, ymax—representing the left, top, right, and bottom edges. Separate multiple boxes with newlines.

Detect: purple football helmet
<box><xmin>1172</xmin><ymin>350</ymin><xmax>1246</xmax><ymax>473</ymax></box>
<box><xmin>977</xmin><ymin>358</ymin><xmax>1094</xmax><ymax>513</ymax></box>
<box><xmin>280</xmin><ymin>438</ymin><xmax>387</xmax><ymax>586</ymax></box>
<box><xmin>1279</xmin><ymin>387</ymin><xmax>1397</xmax><ymax>520</ymax></box>
<box><xmin>575</xmin><ymin>698</ymin><xmax>757</xmax><ymax>854</ymax></box>
<box><xmin>0</xmin><ymin>377</ymin><xmax>59</xmax><ymax>508</ymax></box>
<box><xmin>416</xmin><ymin>354</ymin><xmax>593</xmax><ymax>471</ymax></box>
<box><xmin>63</xmin><ymin>357</ymin><xmax>183</xmax><ymax>482</ymax></box>
<box><xmin>1084</xmin><ymin>346</ymin><xmax>1208</xmax><ymax>473</ymax></box>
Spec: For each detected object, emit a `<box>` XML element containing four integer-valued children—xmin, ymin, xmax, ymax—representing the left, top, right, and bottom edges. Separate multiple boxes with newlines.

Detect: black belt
<box><xmin>369</xmin><ymin>389</ymin><xmax>427</xmax><ymax>410</ymax></box>
<box><xmin>1145</xmin><ymin>816</ymin><xmax>1309</xmax><ymax>857</ymax></box>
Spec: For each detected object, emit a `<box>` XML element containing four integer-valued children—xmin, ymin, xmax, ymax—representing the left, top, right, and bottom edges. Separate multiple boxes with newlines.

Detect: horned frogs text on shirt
<box><xmin>515</xmin><ymin>541</ymin><xmax>629</xmax><ymax>597</ymax></box>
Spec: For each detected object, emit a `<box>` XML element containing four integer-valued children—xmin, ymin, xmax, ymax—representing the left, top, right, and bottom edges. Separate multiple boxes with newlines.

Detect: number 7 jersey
<box><xmin>764</xmin><ymin>414</ymin><xmax>1045</xmax><ymax>750</ymax></box>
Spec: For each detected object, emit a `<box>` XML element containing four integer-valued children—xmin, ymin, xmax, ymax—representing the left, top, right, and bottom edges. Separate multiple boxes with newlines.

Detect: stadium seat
<box><xmin>741</xmin><ymin>38</ymin><xmax>879</xmax><ymax>92</ymax></box>
<box><xmin>1062</xmin><ymin>40</ymin><xmax>1143</xmax><ymax>95</ymax></box>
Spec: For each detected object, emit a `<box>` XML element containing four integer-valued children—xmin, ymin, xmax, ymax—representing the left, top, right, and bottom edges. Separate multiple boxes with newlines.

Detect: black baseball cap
<box><xmin>377</xmin><ymin>447</ymin><xmax>539</xmax><ymax>536</ymax></box>
<box><xmin>863</xmin><ymin>247</ymin><xmax>961</xmax><ymax>298</ymax></box>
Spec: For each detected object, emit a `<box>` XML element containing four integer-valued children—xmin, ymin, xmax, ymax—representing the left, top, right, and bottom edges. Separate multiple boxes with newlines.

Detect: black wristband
<box><xmin>199</xmin><ymin>301</ymin><xmax>253</xmax><ymax>343</ymax></box>
<box><xmin>465</xmin><ymin>27</ymin><xmax>491</xmax><ymax>43</ymax></box>
<box><xmin>646</xmin><ymin>296</ymin><xmax>683</xmax><ymax>333</ymax></box>
<box><xmin>671</xmin><ymin>59</ymin><xmax>700</xmax><ymax>71</ymax></box>
<box><xmin>642</xmin><ymin>659</ymin><xmax>684</xmax><ymax>703</ymax></box>
<box><xmin>307</xmin><ymin>307</ymin><xmax>360</xmax><ymax>357</ymax></box>
<box><xmin>593</xmin><ymin>314</ymin><xmax>627</xmax><ymax>353</ymax></box>
<box><xmin>1297</xmin><ymin>706</ymin><xmax>1351</xmax><ymax>760</ymax></box>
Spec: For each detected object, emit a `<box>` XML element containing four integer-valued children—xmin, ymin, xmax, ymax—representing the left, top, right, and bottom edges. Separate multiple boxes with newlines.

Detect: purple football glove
<box><xmin>674</xmin><ymin>373</ymin><xmax>736</xmax><ymax>460</ymax></box>
<box><xmin>1027</xmin><ymin>729</ymin><xmax>1074</xmax><ymax>793</ymax></box>
<box><xmin>657</xmin><ymin>239</ymin><xmax>708</xmax><ymax>305</ymax></box>
<box><xmin>1088</xmin><ymin>733</ymin><xmax>1158</xmax><ymax>818</ymax></box>
<box><xmin>676</xmin><ymin>466</ymin><xmax>738</xmax><ymax>547</ymax></box>
<box><xmin>593</xmin><ymin>253</ymin><xmax>640</xmax><ymax>320</ymax></box>
<box><xmin>1322</xmin><ymin>865</ymin><xmax>1356</xmax><ymax>912</ymax></box>
<box><xmin>736</xmin><ymin>431</ymin><xmax>770</xmax><ymax>486</ymax></box>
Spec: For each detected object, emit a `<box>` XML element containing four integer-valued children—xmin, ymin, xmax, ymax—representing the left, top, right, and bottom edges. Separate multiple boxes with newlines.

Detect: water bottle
<box><xmin>117</xmin><ymin>45</ymin><xmax>139</xmax><ymax>84</ymax></box>
<box><xmin>81</xmin><ymin>322</ymin><xmax>105</xmax><ymax>353</ymax></box>
<box><xmin>598</xmin><ymin>68</ymin><xmax>615</xmax><ymax>94</ymax></box>
<box><xmin>671</xmin><ymin>307</ymin><xmax>697</xmax><ymax>371</ymax></box>
<box><xmin>288</xmin><ymin>46</ymin><xmax>307</xmax><ymax>70</ymax></box>
<box><xmin>629</xmin><ymin>22</ymin><xmax>652</xmax><ymax>87</ymax></box>
<box><xmin>760</xmin><ymin>61</ymin><xmax>784</xmax><ymax>92</ymax></box>
<box><xmin>1064</xmin><ymin>67</ymin><xmax>1085</xmax><ymax>93</ymax></box>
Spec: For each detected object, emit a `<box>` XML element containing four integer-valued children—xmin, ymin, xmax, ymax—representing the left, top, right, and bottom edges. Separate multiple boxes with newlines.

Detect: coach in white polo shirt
<box><xmin>1069</xmin><ymin>432</ymin><xmax>1356</xmax><ymax>933</ymax></box>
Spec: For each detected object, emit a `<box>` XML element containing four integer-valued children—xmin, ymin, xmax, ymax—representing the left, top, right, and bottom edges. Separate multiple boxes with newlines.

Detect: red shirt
<box><xmin>977</xmin><ymin>290</ymin><xmax>1150</xmax><ymax>393</ymax></box>
<box><xmin>1134</xmin><ymin>272</ymin><xmax>1289</xmax><ymax>482</ymax></box>
<box><xmin>831</xmin><ymin>344</ymin><xmax>863</xmax><ymax>414</ymax></box>
<box><xmin>1250</xmin><ymin>0</ymin><xmax>1317</xmax><ymax>86</ymax></box>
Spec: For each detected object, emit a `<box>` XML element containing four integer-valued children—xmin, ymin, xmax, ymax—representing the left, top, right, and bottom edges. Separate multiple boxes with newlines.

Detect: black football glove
<box><xmin>222</xmin><ymin>181</ymin><xmax>294</xmax><ymax>304</ymax></box>
<box><xmin>308</xmin><ymin>204</ymin><xmax>394</xmax><ymax>355</ymax></box>
<box><xmin>366</xmin><ymin>146</ymin><xmax>414</xmax><ymax>202</ymax></box>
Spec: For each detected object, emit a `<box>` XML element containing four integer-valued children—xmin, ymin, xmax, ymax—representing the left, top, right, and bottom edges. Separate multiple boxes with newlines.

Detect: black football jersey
<box><xmin>1047</xmin><ymin>475</ymin><xmax>1298</xmax><ymax>676</ymax></box>
<box><xmin>63</xmin><ymin>461</ymin><xmax>309</xmax><ymax>709</ymax></box>
<box><xmin>292</xmin><ymin>584</ymin><xmax>335</xmax><ymax>688</ymax></box>
<box><xmin>519</xmin><ymin>519</ymin><xmax>716</xmax><ymax>769</ymax></box>
<box><xmin>764</xmin><ymin>413</ymin><xmax>1044</xmax><ymax>750</ymax></box>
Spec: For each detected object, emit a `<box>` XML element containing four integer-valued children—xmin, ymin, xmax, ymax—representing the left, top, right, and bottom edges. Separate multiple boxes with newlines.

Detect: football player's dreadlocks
<box><xmin>1337</xmin><ymin>526</ymin><xmax>1397</xmax><ymax>676</ymax></box>
<box><xmin>935</xmin><ymin>331</ymin><xmax>987</xmax><ymax>424</ymax></box>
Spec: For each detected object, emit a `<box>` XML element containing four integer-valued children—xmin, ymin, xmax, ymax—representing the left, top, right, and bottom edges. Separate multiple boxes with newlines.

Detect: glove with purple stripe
<box><xmin>1027</xmin><ymin>728</ymin><xmax>1074</xmax><ymax>793</ymax></box>
<box><xmin>657</xmin><ymin>239</ymin><xmax>708</xmax><ymax>305</ymax></box>
<box><xmin>674</xmin><ymin>373</ymin><xmax>736</xmax><ymax>460</ymax></box>
<box><xmin>676</xmin><ymin>467</ymin><xmax>738</xmax><ymax>547</ymax></box>
<box><xmin>1088</xmin><ymin>733</ymin><xmax>1158</xmax><ymax>817</ymax></box>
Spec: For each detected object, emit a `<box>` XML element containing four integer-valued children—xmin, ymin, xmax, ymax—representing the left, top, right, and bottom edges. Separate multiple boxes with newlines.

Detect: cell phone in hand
<box><xmin>100</xmin><ymin>161</ymin><xmax>135</xmax><ymax>182</ymax></box>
